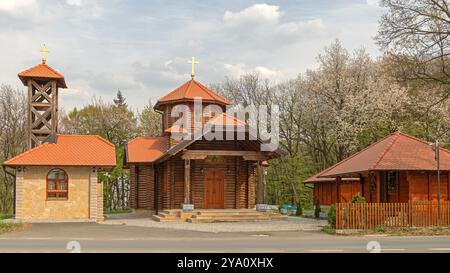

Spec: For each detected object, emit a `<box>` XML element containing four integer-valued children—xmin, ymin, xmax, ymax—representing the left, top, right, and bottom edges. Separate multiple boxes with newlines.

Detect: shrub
<box><xmin>375</xmin><ymin>225</ymin><xmax>386</xmax><ymax>233</ymax></box>
<box><xmin>352</xmin><ymin>193</ymin><xmax>366</xmax><ymax>203</ymax></box>
<box><xmin>328</xmin><ymin>204</ymin><xmax>336</xmax><ymax>228</ymax></box>
<box><xmin>314</xmin><ymin>200</ymin><xmax>321</xmax><ymax>218</ymax></box>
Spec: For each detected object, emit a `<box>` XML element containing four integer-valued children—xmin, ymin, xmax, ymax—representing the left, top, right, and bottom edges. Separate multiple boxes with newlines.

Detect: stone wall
<box><xmin>16</xmin><ymin>166</ymin><xmax>102</xmax><ymax>222</ymax></box>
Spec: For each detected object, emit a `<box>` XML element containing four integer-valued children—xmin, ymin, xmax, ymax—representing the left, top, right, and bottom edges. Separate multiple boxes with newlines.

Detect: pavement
<box><xmin>1</xmin><ymin>221</ymin><xmax>450</xmax><ymax>253</ymax></box>
<box><xmin>101</xmin><ymin>216</ymin><xmax>327</xmax><ymax>233</ymax></box>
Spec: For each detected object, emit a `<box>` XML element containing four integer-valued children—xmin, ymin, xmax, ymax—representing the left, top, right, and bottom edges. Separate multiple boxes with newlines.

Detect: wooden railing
<box><xmin>336</xmin><ymin>201</ymin><xmax>450</xmax><ymax>229</ymax></box>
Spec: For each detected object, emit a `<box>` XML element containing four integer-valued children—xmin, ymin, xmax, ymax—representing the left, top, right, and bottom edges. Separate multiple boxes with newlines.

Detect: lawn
<box><xmin>104</xmin><ymin>208</ymin><xmax>132</xmax><ymax>214</ymax></box>
<box><xmin>0</xmin><ymin>214</ymin><xmax>13</xmax><ymax>220</ymax></box>
<box><xmin>0</xmin><ymin>222</ymin><xmax>23</xmax><ymax>235</ymax></box>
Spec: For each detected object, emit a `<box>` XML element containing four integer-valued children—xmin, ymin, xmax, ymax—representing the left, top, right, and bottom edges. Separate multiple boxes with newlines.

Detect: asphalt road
<box><xmin>1</xmin><ymin>223</ymin><xmax>450</xmax><ymax>253</ymax></box>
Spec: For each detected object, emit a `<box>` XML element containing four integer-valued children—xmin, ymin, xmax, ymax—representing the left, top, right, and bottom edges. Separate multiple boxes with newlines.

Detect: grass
<box><xmin>104</xmin><ymin>208</ymin><xmax>132</xmax><ymax>214</ymax></box>
<box><xmin>0</xmin><ymin>214</ymin><xmax>13</xmax><ymax>220</ymax></box>
<box><xmin>322</xmin><ymin>225</ymin><xmax>336</xmax><ymax>234</ymax></box>
<box><xmin>0</xmin><ymin>222</ymin><xmax>23</xmax><ymax>235</ymax></box>
<box><xmin>333</xmin><ymin>226</ymin><xmax>450</xmax><ymax>236</ymax></box>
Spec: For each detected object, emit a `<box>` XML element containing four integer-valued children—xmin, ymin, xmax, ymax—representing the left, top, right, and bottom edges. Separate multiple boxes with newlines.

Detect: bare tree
<box><xmin>0</xmin><ymin>84</ymin><xmax>27</xmax><ymax>213</ymax></box>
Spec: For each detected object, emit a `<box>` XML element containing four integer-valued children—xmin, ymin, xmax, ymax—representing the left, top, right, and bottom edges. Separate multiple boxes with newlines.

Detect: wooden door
<box><xmin>204</xmin><ymin>169</ymin><xmax>225</xmax><ymax>209</ymax></box>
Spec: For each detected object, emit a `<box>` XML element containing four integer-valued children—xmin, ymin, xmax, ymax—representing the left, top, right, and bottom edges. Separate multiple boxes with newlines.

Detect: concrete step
<box><xmin>187</xmin><ymin>216</ymin><xmax>286</xmax><ymax>223</ymax></box>
<box><xmin>151</xmin><ymin>214</ymin><xmax>184</xmax><ymax>222</ymax></box>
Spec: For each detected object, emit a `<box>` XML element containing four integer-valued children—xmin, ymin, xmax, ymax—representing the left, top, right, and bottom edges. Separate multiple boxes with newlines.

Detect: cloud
<box><xmin>222</xmin><ymin>4</ymin><xmax>325</xmax><ymax>50</ymax></box>
<box><xmin>66</xmin><ymin>0</ymin><xmax>82</xmax><ymax>6</ymax></box>
<box><xmin>224</xmin><ymin>63</ymin><xmax>283</xmax><ymax>80</ymax></box>
<box><xmin>223</xmin><ymin>4</ymin><xmax>280</xmax><ymax>26</ymax></box>
<box><xmin>366</xmin><ymin>0</ymin><xmax>380</xmax><ymax>6</ymax></box>
<box><xmin>0</xmin><ymin>0</ymin><xmax>38</xmax><ymax>16</ymax></box>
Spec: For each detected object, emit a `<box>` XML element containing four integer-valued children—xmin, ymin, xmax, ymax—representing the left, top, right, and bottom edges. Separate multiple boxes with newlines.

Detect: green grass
<box><xmin>104</xmin><ymin>208</ymin><xmax>132</xmax><ymax>214</ymax></box>
<box><xmin>0</xmin><ymin>214</ymin><xmax>13</xmax><ymax>220</ymax></box>
<box><xmin>374</xmin><ymin>225</ymin><xmax>386</xmax><ymax>233</ymax></box>
<box><xmin>0</xmin><ymin>222</ymin><xmax>22</xmax><ymax>235</ymax></box>
<box><xmin>322</xmin><ymin>225</ymin><xmax>336</xmax><ymax>234</ymax></box>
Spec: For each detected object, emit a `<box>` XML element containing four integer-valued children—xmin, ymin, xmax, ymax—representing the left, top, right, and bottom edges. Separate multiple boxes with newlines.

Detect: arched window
<box><xmin>47</xmin><ymin>169</ymin><xmax>68</xmax><ymax>200</ymax></box>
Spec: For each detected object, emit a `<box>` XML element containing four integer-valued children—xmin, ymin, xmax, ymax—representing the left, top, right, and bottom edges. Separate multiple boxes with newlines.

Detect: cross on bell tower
<box><xmin>18</xmin><ymin>45</ymin><xmax>67</xmax><ymax>148</ymax></box>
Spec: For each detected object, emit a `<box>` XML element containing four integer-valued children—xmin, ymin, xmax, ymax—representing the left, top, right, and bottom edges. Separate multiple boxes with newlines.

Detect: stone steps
<box><xmin>152</xmin><ymin>209</ymin><xmax>287</xmax><ymax>223</ymax></box>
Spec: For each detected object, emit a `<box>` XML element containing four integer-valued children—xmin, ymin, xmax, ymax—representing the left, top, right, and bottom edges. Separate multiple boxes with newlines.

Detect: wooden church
<box><xmin>125</xmin><ymin>61</ymin><xmax>283</xmax><ymax>221</ymax></box>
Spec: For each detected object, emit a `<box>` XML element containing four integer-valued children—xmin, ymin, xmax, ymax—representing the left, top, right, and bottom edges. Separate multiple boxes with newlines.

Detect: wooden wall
<box><xmin>129</xmin><ymin>165</ymin><xmax>154</xmax><ymax>210</ymax></box>
<box><xmin>408</xmin><ymin>171</ymin><xmax>450</xmax><ymax>201</ymax></box>
<box><xmin>313</xmin><ymin>182</ymin><xmax>337</xmax><ymax>205</ymax></box>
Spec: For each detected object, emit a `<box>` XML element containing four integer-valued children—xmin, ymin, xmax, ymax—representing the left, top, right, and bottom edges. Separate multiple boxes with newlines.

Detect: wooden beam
<box><xmin>182</xmin><ymin>150</ymin><xmax>269</xmax><ymax>160</ymax></box>
<box><xmin>336</xmin><ymin>176</ymin><xmax>342</xmax><ymax>203</ymax></box>
<box><xmin>184</xmin><ymin>159</ymin><xmax>191</xmax><ymax>204</ymax></box>
<box><xmin>256</xmin><ymin>161</ymin><xmax>264</xmax><ymax>204</ymax></box>
<box><xmin>376</xmin><ymin>172</ymin><xmax>381</xmax><ymax>203</ymax></box>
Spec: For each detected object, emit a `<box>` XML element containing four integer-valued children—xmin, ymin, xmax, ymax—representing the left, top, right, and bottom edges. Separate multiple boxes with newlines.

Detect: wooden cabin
<box><xmin>304</xmin><ymin>174</ymin><xmax>360</xmax><ymax>205</ymax></box>
<box><xmin>125</xmin><ymin>79</ymin><xmax>281</xmax><ymax>215</ymax></box>
<box><xmin>306</xmin><ymin>132</ymin><xmax>450</xmax><ymax>204</ymax></box>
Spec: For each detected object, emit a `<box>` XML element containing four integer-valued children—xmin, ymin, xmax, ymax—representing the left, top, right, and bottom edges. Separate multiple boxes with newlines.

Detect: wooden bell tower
<box><xmin>18</xmin><ymin>45</ymin><xmax>67</xmax><ymax>148</ymax></box>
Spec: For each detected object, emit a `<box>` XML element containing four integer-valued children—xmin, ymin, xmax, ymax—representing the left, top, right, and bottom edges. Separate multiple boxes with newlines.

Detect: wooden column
<box><xmin>184</xmin><ymin>159</ymin><xmax>191</xmax><ymax>204</ymax></box>
<box><xmin>256</xmin><ymin>161</ymin><xmax>264</xmax><ymax>204</ymax></box>
<box><xmin>376</xmin><ymin>172</ymin><xmax>381</xmax><ymax>203</ymax></box>
<box><xmin>336</xmin><ymin>176</ymin><xmax>342</xmax><ymax>203</ymax></box>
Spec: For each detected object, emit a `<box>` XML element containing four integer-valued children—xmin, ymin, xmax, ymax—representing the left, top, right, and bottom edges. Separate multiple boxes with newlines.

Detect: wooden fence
<box><xmin>336</xmin><ymin>201</ymin><xmax>450</xmax><ymax>229</ymax></box>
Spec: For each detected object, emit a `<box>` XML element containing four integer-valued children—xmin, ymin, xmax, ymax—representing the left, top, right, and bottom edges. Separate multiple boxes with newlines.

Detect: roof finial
<box><xmin>40</xmin><ymin>44</ymin><xmax>49</xmax><ymax>64</ymax></box>
<box><xmin>188</xmin><ymin>56</ymin><xmax>199</xmax><ymax>80</ymax></box>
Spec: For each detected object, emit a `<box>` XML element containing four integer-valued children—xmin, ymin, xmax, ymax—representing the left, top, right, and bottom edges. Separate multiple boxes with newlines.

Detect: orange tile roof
<box><xmin>154</xmin><ymin>80</ymin><xmax>231</xmax><ymax>110</ymax></box>
<box><xmin>18</xmin><ymin>63</ymin><xmax>67</xmax><ymax>88</ymax></box>
<box><xmin>319</xmin><ymin>132</ymin><xmax>450</xmax><ymax>177</ymax></box>
<box><xmin>164</xmin><ymin>125</ymin><xmax>189</xmax><ymax>134</ymax></box>
<box><xmin>208</xmin><ymin>113</ymin><xmax>247</xmax><ymax>127</ymax></box>
<box><xmin>126</xmin><ymin>137</ymin><xmax>168</xmax><ymax>163</ymax></box>
<box><xmin>4</xmin><ymin>135</ymin><xmax>116</xmax><ymax>167</ymax></box>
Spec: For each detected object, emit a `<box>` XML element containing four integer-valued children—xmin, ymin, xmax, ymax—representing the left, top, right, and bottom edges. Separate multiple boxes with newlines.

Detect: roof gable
<box><xmin>4</xmin><ymin>135</ymin><xmax>116</xmax><ymax>167</ymax></box>
<box><xmin>319</xmin><ymin>132</ymin><xmax>450</xmax><ymax>177</ymax></box>
<box><xmin>154</xmin><ymin>80</ymin><xmax>230</xmax><ymax>110</ymax></box>
<box><xmin>18</xmin><ymin>63</ymin><xmax>67</xmax><ymax>88</ymax></box>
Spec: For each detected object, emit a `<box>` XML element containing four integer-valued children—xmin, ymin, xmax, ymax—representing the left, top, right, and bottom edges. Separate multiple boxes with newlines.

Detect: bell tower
<box><xmin>18</xmin><ymin>45</ymin><xmax>67</xmax><ymax>148</ymax></box>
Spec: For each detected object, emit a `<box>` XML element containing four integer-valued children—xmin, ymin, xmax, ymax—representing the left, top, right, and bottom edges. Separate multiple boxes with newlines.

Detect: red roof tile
<box><xmin>154</xmin><ymin>80</ymin><xmax>230</xmax><ymax>110</ymax></box>
<box><xmin>319</xmin><ymin>132</ymin><xmax>450</xmax><ymax>177</ymax></box>
<box><xmin>209</xmin><ymin>113</ymin><xmax>247</xmax><ymax>126</ymax></box>
<box><xmin>18</xmin><ymin>63</ymin><xmax>67</xmax><ymax>88</ymax></box>
<box><xmin>126</xmin><ymin>137</ymin><xmax>168</xmax><ymax>163</ymax></box>
<box><xmin>4</xmin><ymin>135</ymin><xmax>116</xmax><ymax>167</ymax></box>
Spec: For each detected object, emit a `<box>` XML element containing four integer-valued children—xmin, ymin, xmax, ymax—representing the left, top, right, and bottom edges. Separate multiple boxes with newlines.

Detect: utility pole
<box><xmin>435</xmin><ymin>140</ymin><xmax>441</xmax><ymax>226</ymax></box>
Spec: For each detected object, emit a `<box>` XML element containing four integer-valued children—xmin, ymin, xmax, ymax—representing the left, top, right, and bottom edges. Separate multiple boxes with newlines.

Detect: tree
<box><xmin>139</xmin><ymin>100</ymin><xmax>162</xmax><ymax>137</ymax></box>
<box><xmin>113</xmin><ymin>90</ymin><xmax>127</xmax><ymax>108</ymax></box>
<box><xmin>376</xmin><ymin>0</ymin><xmax>450</xmax><ymax>141</ymax></box>
<box><xmin>0</xmin><ymin>85</ymin><xmax>27</xmax><ymax>213</ymax></box>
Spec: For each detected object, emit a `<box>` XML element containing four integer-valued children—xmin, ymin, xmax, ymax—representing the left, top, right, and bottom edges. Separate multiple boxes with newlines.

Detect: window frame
<box><xmin>46</xmin><ymin>168</ymin><xmax>69</xmax><ymax>201</ymax></box>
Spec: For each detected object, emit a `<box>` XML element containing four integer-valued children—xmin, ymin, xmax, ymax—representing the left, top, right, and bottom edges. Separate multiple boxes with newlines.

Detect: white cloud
<box><xmin>366</xmin><ymin>0</ymin><xmax>380</xmax><ymax>6</ymax></box>
<box><xmin>66</xmin><ymin>0</ymin><xmax>82</xmax><ymax>6</ymax></box>
<box><xmin>0</xmin><ymin>0</ymin><xmax>38</xmax><ymax>15</ymax></box>
<box><xmin>222</xmin><ymin>4</ymin><xmax>325</xmax><ymax>50</ymax></box>
<box><xmin>223</xmin><ymin>4</ymin><xmax>280</xmax><ymax>26</ymax></box>
<box><xmin>224</xmin><ymin>63</ymin><xmax>283</xmax><ymax>80</ymax></box>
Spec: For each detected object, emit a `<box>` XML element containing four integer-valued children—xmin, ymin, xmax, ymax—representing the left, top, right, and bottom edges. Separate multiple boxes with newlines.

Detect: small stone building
<box><xmin>4</xmin><ymin>135</ymin><xmax>116</xmax><ymax>222</ymax></box>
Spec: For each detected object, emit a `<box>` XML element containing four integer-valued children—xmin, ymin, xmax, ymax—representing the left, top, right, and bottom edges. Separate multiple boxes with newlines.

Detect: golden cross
<box><xmin>188</xmin><ymin>56</ymin><xmax>199</xmax><ymax>79</ymax></box>
<box><xmin>40</xmin><ymin>44</ymin><xmax>49</xmax><ymax>64</ymax></box>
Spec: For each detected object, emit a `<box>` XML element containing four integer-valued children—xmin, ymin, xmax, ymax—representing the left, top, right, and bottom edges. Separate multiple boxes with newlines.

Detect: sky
<box><xmin>0</xmin><ymin>0</ymin><xmax>385</xmax><ymax>112</ymax></box>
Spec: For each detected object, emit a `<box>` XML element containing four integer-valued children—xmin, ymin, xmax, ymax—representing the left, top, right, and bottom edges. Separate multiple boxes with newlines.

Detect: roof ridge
<box><xmin>194</xmin><ymin>80</ymin><xmax>230</xmax><ymax>103</ymax></box>
<box><xmin>317</xmin><ymin>132</ymin><xmax>399</xmax><ymax>178</ymax></box>
<box><xmin>396</xmin><ymin>131</ymin><xmax>450</xmax><ymax>155</ymax></box>
<box><xmin>92</xmin><ymin>135</ymin><xmax>115</xmax><ymax>148</ymax></box>
<box><xmin>3</xmin><ymin>143</ymin><xmax>50</xmax><ymax>165</ymax></box>
<box><xmin>371</xmin><ymin>132</ymin><xmax>400</xmax><ymax>169</ymax></box>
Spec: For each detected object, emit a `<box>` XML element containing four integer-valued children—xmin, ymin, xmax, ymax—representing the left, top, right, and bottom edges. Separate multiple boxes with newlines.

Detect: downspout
<box><xmin>154</xmin><ymin>164</ymin><xmax>158</xmax><ymax>215</ymax></box>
